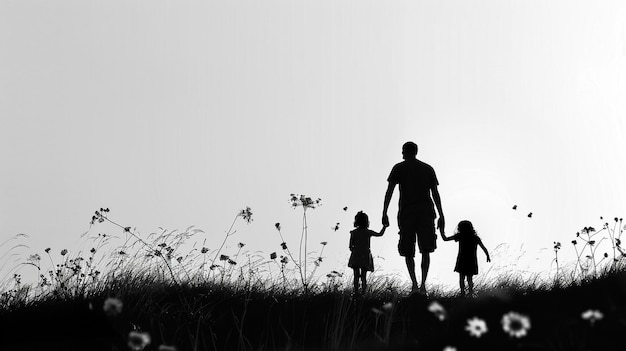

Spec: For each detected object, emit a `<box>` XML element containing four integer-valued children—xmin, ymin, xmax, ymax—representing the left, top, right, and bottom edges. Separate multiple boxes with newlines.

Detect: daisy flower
<box><xmin>427</xmin><ymin>301</ymin><xmax>447</xmax><ymax>321</ymax></box>
<box><xmin>581</xmin><ymin>309</ymin><xmax>604</xmax><ymax>326</ymax></box>
<box><xmin>501</xmin><ymin>311</ymin><xmax>531</xmax><ymax>338</ymax></box>
<box><xmin>128</xmin><ymin>331</ymin><xmax>151</xmax><ymax>351</ymax></box>
<box><xmin>465</xmin><ymin>317</ymin><xmax>488</xmax><ymax>338</ymax></box>
<box><xmin>382</xmin><ymin>302</ymin><xmax>394</xmax><ymax>312</ymax></box>
<box><xmin>103</xmin><ymin>297</ymin><xmax>123</xmax><ymax>317</ymax></box>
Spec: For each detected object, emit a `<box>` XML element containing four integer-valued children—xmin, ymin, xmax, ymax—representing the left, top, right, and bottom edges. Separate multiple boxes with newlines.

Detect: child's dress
<box><xmin>348</xmin><ymin>228</ymin><xmax>376</xmax><ymax>272</ymax></box>
<box><xmin>451</xmin><ymin>234</ymin><xmax>480</xmax><ymax>275</ymax></box>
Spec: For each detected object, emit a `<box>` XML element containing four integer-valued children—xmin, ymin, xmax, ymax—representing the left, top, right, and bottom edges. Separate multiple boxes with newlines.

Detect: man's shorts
<box><xmin>397</xmin><ymin>211</ymin><xmax>436</xmax><ymax>257</ymax></box>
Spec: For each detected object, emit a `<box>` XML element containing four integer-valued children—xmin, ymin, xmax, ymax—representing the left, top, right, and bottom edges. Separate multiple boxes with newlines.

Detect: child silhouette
<box><xmin>348</xmin><ymin>211</ymin><xmax>387</xmax><ymax>296</ymax></box>
<box><xmin>441</xmin><ymin>220</ymin><xmax>490</xmax><ymax>297</ymax></box>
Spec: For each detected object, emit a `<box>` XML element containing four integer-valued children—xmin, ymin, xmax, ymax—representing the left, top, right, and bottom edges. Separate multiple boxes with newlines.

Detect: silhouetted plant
<box><xmin>289</xmin><ymin>194</ymin><xmax>321</xmax><ymax>292</ymax></box>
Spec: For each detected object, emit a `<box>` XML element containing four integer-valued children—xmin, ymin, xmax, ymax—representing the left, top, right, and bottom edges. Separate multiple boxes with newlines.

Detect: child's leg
<box><xmin>467</xmin><ymin>275</ymin><xmax>474</xmax><ymax>296</ymax></box>
<box><xmin>352</xmin><ymin>268</ymin><xmax>360</xmax><ymax>294</ymax></box>
<box><xmin>459</xmin><ymin>273</ymin><xmax>466</xmax><ymax>296</ymax></box>
<box><xmin>360</xmin><ymin>269</ymin><xmax>367</xmax><ymax>294</ymax></box>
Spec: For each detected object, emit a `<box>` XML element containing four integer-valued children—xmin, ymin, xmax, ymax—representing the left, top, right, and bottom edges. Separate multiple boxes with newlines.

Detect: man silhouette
<box><xmin>382</xmin><ymin>141</ymin><xmax>444</xmax><ymax>294</ymax></box>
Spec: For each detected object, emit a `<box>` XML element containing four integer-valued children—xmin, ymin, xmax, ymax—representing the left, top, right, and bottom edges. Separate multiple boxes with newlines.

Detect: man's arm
<box><xmin>431</xmin><ymin>185</ymin><xmax>445</xmax><ymax>235</ymax></box>
<box><xmin>382</xmin><ymin>182</ymin><xmax>396</xmax><ymax>227</ymax></box>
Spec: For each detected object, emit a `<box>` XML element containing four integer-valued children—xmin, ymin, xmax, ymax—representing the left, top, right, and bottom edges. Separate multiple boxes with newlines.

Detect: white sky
<box><xmin>1</xmin><ymin>0</ymin><xmax>625</xmax><ymax>288</ymax></box>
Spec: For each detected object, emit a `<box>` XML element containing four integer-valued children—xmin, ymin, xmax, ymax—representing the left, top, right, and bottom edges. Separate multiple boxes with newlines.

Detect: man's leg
<box><xmin>420</xmin><ymin>252</ymin><xmax>430</xmax><ymax>293</ymax></box>
<box><xmin>405</xmin><ymin>257</ymin><xmax>418</xmax><ymax>291</ymax></box>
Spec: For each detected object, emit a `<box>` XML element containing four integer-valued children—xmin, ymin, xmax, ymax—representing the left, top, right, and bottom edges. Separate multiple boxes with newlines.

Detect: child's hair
<box><xmin>456</xmin><ymin>220</ymin><xmax>477</xmax><ymax>237</ymax></box>
<box><xmin>354</xmin><ymin>211</ymin><xmax>369</xmax><ymax>228</ymax></box>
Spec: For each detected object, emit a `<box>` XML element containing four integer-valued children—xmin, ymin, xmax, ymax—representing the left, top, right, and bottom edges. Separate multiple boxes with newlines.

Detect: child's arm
<box><xmin>478</xmin><ymin>238</ymin><xmax>491</xmax><ymax>262</ymax></box>
<box><xmin>372</xmin><ymin>225</ymin><xmax>388</xmax><ymax>237</ymax></box>
<box><xmin>440</xmin><ymin>232</ymin><xmax>454</xmax><ymax>241</ymax></box>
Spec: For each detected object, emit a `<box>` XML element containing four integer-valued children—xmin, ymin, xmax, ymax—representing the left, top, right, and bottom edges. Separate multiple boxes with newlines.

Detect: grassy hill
<box><xmin>1</xmin><ymin>268</ymin><xmax>625</xmax><ymax>351</ymax></box>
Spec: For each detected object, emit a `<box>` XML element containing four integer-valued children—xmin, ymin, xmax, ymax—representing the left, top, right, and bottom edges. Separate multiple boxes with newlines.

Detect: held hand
<box><xmin>382</xmin><ymin>213</ymin><xmax>390</xmax><ymax>227</ymax></box>
<box><xmin>437</xmin><ymin>216</ymin><xmax>445</xmax><ymax>235</ymax></box>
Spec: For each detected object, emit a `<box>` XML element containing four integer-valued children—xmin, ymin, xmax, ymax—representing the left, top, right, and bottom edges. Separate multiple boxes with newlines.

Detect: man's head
<box><xmin>402</xmin><ymin>142</ymin><xmax>418</xmax><ymax>159</ymax></box>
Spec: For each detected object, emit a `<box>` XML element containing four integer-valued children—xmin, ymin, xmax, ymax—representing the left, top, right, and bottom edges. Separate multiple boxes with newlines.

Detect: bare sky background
<box><xmin>2</xmin><ymin>0</ymin><xmax>625</xmax><ymax>288</ymax></box>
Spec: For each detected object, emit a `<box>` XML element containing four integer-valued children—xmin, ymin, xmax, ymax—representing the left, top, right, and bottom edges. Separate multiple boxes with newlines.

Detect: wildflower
<box><xmin>343</xmin><ymin>206</ymin><xmax>348</xmax><ymax>211</ymax></box>
<box><xmin>61</xmin><ymin>249</ymin><xmax>68</xmax><ymax>256</ymax></box>
<box><xmin>465</xmin><ymin>317</ymin><xmax>488</xmax><ymax>338</ymax></box>
<box><xmin>176</xmin><ymin>257</ymin><xmax>183</xmax><ymax>263</ymax></box>
<box><xmin>371</xmin><ymin>307</ymin><xmax>384</xmax><ymax>315</ymax></box>
<box><xmin>280</xmin><ymin>256</ymin><xmax>288</xmax><ymax>264</ymax></box>
<box><xmin>128</xmin><ymin>331</ymin><xmax>151</xmax><ymax>351</ymax></box>
<box><xmin>45</xmin><ymin>248</ymin><xmax>51</xmax><ymax>253</ymax></box>
<box><xmin>219</xmin><ymin>254</ymin><xmax>229</xmax><ymax>261</ymax></box>
<box><xmin>239</xmin><ymin>207</ymin><xmax>253</xmax><ymax>223</ymax></box>
<box><xmin>227</xmin><ymin>259</ymin><xmax>237</xmax><ymax>265</ymax></box>
<box><xmin>154</xmin><ymin>250</ymin><xmax>162</xmax><ymax>257</ymax></box>
<box><xmin>581</xmin><ymin>309</ymin><xmax>604</xmax><ymax>325</ymax></box>
<box><xmin>281</xmin><ymin>242</ymin><xmax>287</xmax><ymax>250</ymax></box>
<box><xmin>201</xmin><ymin>247</ymin><xmax>209</xmax><ymax>254</ymax></box>
<box><xmin>28</xmin><ymin>254</ymin><xmax>41</xmax><ymax>263</ymax></box>
<box><xmin>604</xmin><ymin>253</ymin><xmax>609</xmax><ymax>258</ymax></box>
<box><xmin>290</xmin><ymin>194</ymin><xmax>322</xmax><ymax>209</ymax></box>
<box><xmin>124</xmin><ymin>227</ymin><xmax>131</xmax><ymax>232</ymax></box>
<box><xmin>332</xmin><ymin>223</ymin><xmax>340</xmax><ymax>231</ymax></box>
<box><xmin>572</xmin><ymin>240</ymin><xmax>577</xmax><ymax>245</ymax></box>
<box><xmin>583</xmin><ymin>227</ymin><xmax>596</xmax><ymax>234</ymax></box>
<box><xmin>553</xmin><ymin>242</ymin><xmax>561</xmax><ymax>250</ymax></box>
<box><xmin>501</xmin><ymin>311</ymin><xmax>531</xmax><ymax>338</ymax></box>
<box><xmin>270</xmin><ymin>252</ymin><xmax>277</xmax><ymax>260</ymax></box>
<box><xmin>158</xmin><ymin>345</ymin><xmax>178</xmax><ymax>351</ymax></box>
<box><xmin>90</xmin><ymin>248</ymin><xmax>96</xmax><ymax>254</ymax></box>
<box><xmin>275</xmin><ymin>223</ymin><xmax>281</xmax><ymax>230</ymax></box>
<box><xmin>427</xmin><ymin>301</ymin><xmax>447</xmax><ymax>321</ymax></box>
<box><xmin>238</xmin><ymin>242</ymin><xmax>245</xmax><ymax>248</ymax></box>
<box><xmin>103</xmin><ymin>297</ymin><xmax>123</xmax><ymax>317</ymax></box>
<box><xmin>119</xmin><ymin>251</ymin><xmax>127</xmax><ymax>255</ymax></box>
<box><xmin>158</xmin><ymin>243</ymin><xmax>167</xmax><ymax>248</ymax></box>
<box><xmin>321</xmin><ymin>241</ymin><xmax>327</xmax><ymax>246</ymax></box>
